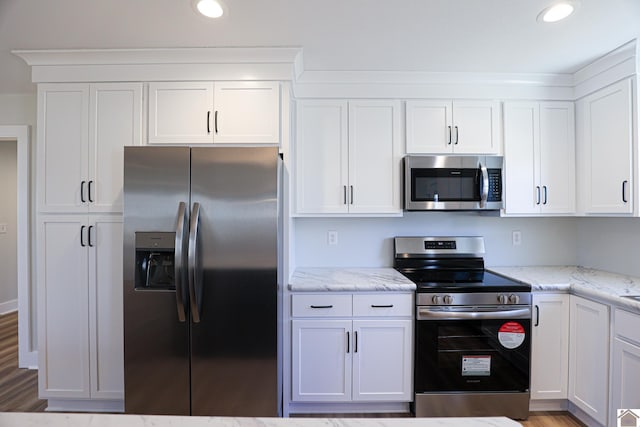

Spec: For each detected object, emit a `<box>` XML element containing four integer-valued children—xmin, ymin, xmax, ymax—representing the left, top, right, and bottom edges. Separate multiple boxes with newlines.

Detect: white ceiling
<box><xmin>1</xmin><ymin>0</ymin><xmax>639</xmax><ymax>94</ymax></box>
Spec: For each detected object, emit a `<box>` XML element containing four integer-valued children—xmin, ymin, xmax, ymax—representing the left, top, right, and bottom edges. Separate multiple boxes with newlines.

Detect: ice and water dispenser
<box><xmin>135</xmin><ymin>232</ymin><xmax>175</xmax><ymax>290</ymax></box>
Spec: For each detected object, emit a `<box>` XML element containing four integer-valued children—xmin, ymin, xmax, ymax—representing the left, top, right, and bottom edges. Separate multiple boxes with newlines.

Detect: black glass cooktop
<box><xmin>396</xmin><ymin>269</ymin><xmax>531</xmax><ymax>293</ymax></box>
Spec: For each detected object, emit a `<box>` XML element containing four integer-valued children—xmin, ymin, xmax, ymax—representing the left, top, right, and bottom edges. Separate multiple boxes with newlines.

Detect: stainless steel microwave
<box><xmin>404</xmin><ymin>155</ymin><xmax>504</xmax><ymax>211</ymax></box>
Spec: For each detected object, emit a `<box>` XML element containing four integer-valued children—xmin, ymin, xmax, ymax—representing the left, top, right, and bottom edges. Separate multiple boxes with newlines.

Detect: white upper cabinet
<box><xmin>295</xmin><ymin>100</ymin><xmax>402</xmax><ymax>215</ymax></box>
<box><xmin>38</xmin><ymin>83</ymin><xmax>142</xmax><ymax>214</ymax></box>
<box><xmin>406</xmin><ymin>100</ymin><xmax>500</xmax><ymax>154</ymax></box>
<box><xmin>578</xmin><ymin>78</ymin><xmax>633</xmax><ymax>214</ymax></box>
<box><xmin>148</xmin><ymin>81</ymin><xmax>280</xmax><ymax>145</ymax></box>
<box><xmin>504</xmin><ymin>101</ymin><xmax>575</xmax><ymax>215</ymax></box>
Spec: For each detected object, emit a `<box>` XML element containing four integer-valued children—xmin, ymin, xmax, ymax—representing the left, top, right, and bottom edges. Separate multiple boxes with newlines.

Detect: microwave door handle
<box><xmin>479</xmin><ymin>164</ymin><xmax>489</xmax><ymax>208</ymax></box>
<box><xmin>174</xmin><ymin>202</ymin><xmax>187</xmax><ymax>322</ymax></box>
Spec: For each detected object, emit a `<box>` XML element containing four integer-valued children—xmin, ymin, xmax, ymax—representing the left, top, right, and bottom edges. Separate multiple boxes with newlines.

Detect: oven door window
<box><xmin>411</xmin><ymin>168</ymin><xmax>481</xmax><ymax>202</ymax></box>
<box><xmin>415</xmin><ymin>318</ymin><xmax>530</xmax><ymax>392</ymax></box>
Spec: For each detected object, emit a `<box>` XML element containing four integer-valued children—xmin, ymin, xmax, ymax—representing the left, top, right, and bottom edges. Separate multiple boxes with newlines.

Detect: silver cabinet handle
<box><xmin>479</xmin><ymin>163</ymin><xmax>489</xmax><ymax>208</ymax></box>
<box><xmin>536</xmin><ymin>186</ymin><xmax>541</xmax><ymax>205</ymax></box>
<box><xmin>188</xmin><ymin>202</ymin><xmax>202</xmax><ymax>323</ymax></box>
<box><xmin>623</xmin><ymin>180</ymin><xmax>629</xmax><ymax>203</ymax></box>
<box><xmin>174</xmin><ymin>202</ymin><xmax>188</xmax><ymax>322</ymax></box>
<box><xmin>447</xmin><ymin>126</ymin><xmax>452</xmax><ymax>145</ymax></box>
<box><xmin>454</xmin><ymin>125</ymin><xmax>459</xmax><ymax>144</ymax></box>
<box><xmin>543</xmin><ymin>186</ymin><xmax>548</xmax><ymax>205</ymax></box>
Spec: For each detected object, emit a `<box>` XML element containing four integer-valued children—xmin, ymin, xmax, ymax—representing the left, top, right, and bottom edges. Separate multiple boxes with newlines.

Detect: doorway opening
<box><xmin>0</xmin><ymin>126</ymin><xmax>35</xmax><ymax>368</ymax></box>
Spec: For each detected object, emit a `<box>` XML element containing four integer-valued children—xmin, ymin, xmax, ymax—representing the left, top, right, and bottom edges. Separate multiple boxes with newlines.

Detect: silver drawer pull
<box><xmin>310</xmin><ymin>305</ymin><xmax>333</xmax><ymax>309</ymax></box>
<box><xmin>371</xmin><ymin>304</ymin><xmax>394</xmax><ymax>308</ymax></box>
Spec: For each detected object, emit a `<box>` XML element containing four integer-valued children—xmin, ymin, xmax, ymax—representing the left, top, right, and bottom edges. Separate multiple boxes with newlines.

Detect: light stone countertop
<box><xmin>0</xmin><ymin>413</ymin><xmax>522</xmax><ymax>427</ymax></box>
<box><xmin>289</xmin><ymin>268</ymin><xmax>416</xmax><ymax>292</ymax></box>
<box><xmin>488</xmin><ymin>265</ymin><xmax>640</xmax><ymax>312</ymax></box>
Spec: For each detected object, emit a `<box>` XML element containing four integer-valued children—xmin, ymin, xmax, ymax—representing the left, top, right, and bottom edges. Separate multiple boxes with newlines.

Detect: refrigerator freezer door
<box><xmin>123</xmin><ymin>147</ymin><xmax>191</xmax><ymax>415</ymax></box>
<box><xmin>189</xmin><ymin>147</ymin><xmax>279</xmax><ymax>416</ymax></box>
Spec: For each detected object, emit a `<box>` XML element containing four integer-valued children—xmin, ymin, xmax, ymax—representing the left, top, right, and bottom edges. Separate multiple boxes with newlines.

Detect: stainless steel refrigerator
<box><xmin>123</xmin><ymin>146</ymin><xmax>281</xmax><ymax>416</ymax></box>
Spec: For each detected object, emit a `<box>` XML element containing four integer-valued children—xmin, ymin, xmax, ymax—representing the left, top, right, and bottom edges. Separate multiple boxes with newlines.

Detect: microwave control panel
<box><xmin>487</xmin><ymin>169</ymin><xmax>502</xmax><ymax>202</ymax></box>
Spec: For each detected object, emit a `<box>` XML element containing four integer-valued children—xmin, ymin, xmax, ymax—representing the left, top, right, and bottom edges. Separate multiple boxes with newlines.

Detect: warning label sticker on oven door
<box><xmin>498</xmin><ymin>322</ymin><xmax>526</xmax><ymax>349</ymax></box>
<box><xmin>462</xmin><ymin>356</ymin><xmax>491</xmax><ymax>376</ymax></box>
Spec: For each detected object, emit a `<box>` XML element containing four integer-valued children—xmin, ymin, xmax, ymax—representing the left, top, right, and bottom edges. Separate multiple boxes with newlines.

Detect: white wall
<box><xmin>0</xmin><ymin>142</ymin><xmax>17</xmax><ymax>312</ymax></box>
<box><xmin>576</xmin><ymin>217</ymin><xmax>640</xmax><ymax>277</ymax></box>
<box><xmin>294</xmin><ymin>213</ymin><xmax>578</xmax><ymax>268</ymax></box>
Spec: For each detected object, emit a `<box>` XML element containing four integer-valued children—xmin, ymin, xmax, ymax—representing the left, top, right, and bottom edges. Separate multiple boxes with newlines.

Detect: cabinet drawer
<box><xmin>353</xmin><ymin>293</ymin><xmax>413</xmax><ymax>317</ymax></box>
<box><xmin>615</xmin><ymin>308</ymin><xmax>640</xmax><ymax>344</ymax></box>
<box><xmin>292</xmin><ymin>294</ymin><xmax>352</xmax><ymax>317</ymax></box>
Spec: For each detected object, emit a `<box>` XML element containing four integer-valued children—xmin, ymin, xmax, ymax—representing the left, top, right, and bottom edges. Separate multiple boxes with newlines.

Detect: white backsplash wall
<box><xmin>294</xmin><ymin>212</ymin><xmax>578</xmax><ymax>268</ymax></box>
<box><xmin>577</xmin><ymin>217</ymin><xmax>640</xmax><ymax>277</ymax></box>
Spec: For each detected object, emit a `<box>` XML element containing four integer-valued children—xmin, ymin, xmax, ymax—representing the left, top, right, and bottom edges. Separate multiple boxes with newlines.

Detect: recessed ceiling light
<box><xmin>537</xmin><ymin>1</ymin><xmax>578</xmax><ymax>23</ymax></box>
<box><xmin>193</xmin><ymin>0</ymin><xmax>225</xmax><ymax>18</ymax></box>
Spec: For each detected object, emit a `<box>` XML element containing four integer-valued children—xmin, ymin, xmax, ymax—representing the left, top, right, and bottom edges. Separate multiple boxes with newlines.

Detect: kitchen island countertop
<box><xmin>289</xmin><ymin>268</ymin><xmax>416</xmax><ymax>292</ymax></box>
<box><xmin>0</xmin><ymin>413</ymin><xmax>522</xmax><ymax>427</ymax></box>
<box><xmin>489</xmin><ymin>265</ymin><xmax>640</xmax><ymax>312</ymax></box>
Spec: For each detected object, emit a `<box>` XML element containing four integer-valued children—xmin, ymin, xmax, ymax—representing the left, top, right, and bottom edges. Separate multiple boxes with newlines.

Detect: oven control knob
<box><xmin>498</xmin><ymin>294</ymin><xmax>508</xmax><ymax>304</ymax></box>
<box><xmin>443</xmin><ymin>295</ymin><xmax>454</xmax><ymax>305</ymax></box>
<box><xmin>432</xmin><ymin>295</ymin><xmax>441</xmax><ymax>304</ymax></box>
<box><xmin>509</xmin><ymin>294</ymin><xmax>520</xmax><ymax>304</ymax></box>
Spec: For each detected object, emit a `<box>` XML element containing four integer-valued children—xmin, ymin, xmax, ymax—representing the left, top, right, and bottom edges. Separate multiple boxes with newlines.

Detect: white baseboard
<box><xmin>0</xmin><ymin>299</ymin><xmax>18</xmax><ymax>315</ymax></box>
<box><xmin>45</xmin><ymin>399</ymin><xmax>124</xmax><ymax>413</ymax></box>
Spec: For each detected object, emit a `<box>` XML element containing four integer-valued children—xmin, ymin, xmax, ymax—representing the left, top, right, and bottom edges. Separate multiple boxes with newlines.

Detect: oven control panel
<box><xmin>417</xmin><ymin>292</ymin><xmax>532</xmax><ymax>306</ymax></box>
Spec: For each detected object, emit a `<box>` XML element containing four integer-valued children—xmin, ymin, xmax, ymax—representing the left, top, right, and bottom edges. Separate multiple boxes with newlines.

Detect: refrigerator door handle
<box><xmin>174</xmin><ymin>202</ymin><xmax>188</xmax><ymax>322</ymax></box>
<box><xmin>188</xmin><ymin>202</ymin><xmax>203</xmax><ymax>323</ymax></box>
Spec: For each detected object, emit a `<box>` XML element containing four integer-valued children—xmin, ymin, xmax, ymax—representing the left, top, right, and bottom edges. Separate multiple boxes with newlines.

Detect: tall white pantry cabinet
<box><xmin>36</xmin><ymin>83</ymin><xmax>142</xmax><ymax>409</ymax></box>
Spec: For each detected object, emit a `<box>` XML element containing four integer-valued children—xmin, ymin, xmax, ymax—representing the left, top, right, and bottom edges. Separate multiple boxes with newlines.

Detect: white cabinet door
<box><xmin>610</xmin><ymin>309</ymin><xmax>640</xmax><ymax>427</ymax></box>
<box><xmin>540</xmin><ymin>102</ymin><xmax>575</xmax><ymax>214</ymax></box>
<box><xmin>531</xmin><ymin>293</ymin><xmax>569</xmax><ymax>400</ymax></box>
<box><xmin>89</xmin><ymin>83</ymin><xmax>142</xmax><ymax>213</ymax></box>
<box><xmin>452</xmin><ymin>100</ymin><xmax>500</xmax><ymax>154</ymax></box>
<box><xmin>292</xmin><ymin>319</ymin><xmax>352</xmax><ymax>402</ymax></box>
<box><xmin>504</xmin><ymin>102</ymin><xmax>540</xmax><ymax>214</ymax></box>
<box><xmin>37</xmin><ymin>84</ymin><xmax>89</xmax><ymax>213</ymax></box>
<box><xmin>406</xmin><ymin>100</ymin><xmax>452</xmax><ymax>153</ymax></box>
<box><xmin>352</xmin><ymin>320</ymin><xmax>412</xmax><ymax>402</ymax></box>
<box><xmin>569</xmin><ymin>295</ymin><xmax>610</xmax><ymax>425</ymax></box>
<box><xmin>580</xmin><ymin>79</ymin><xmax>633</xmax><ymax>214</ymax></box>
<box><xmin>504</xmin><ymin>101</ymin><xmax>575</xmax><ymax>215</ymax></box>
<box><xmin>148</xmin><ymin>82</ymin><xmax>214</xmax><ymax>144</ymax></box>
<box><xmin>37</xmin><ymin>215</ymin><xmax>90</xmax><ymax>399</ymax></box>
<box><xmin>88</xmin><ymin>217</ymin><xmax>124</xmax><ymax>399</ymax></box>
<box><xmin>213</xmin><ymin>82</ymin><xmax>279</xmax><ymax>144</ymax></box>
<box><xmin>348</xmin><ymin>100</ymin><xmax>402</xmax><ymax>214</ymax></box>
<box><xmin>295</xmin><ymin>100</ymin><xmax>349</xmax><ymax>214</ymax></box>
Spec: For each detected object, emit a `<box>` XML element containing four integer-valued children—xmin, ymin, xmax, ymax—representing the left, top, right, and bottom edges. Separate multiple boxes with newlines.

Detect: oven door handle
<box><xmin>417</xmin><ymin>307</ymin><xmax>531</xmax><ymax>320</ymax></box>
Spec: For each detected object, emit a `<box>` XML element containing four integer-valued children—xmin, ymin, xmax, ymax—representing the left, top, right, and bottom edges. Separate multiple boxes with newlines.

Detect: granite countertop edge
<box><xmin>488</xmin><ymin>265</ymin><xmax>640</xmax><ymax>313</ymax></box>
<box><xmin>288</xmin><ymin>267</ymin><xmax>416</xmax><ymax>292</ymax></box>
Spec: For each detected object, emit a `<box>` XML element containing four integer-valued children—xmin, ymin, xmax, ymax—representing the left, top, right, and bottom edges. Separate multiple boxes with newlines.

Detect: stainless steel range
<box><xmin>394</xmin><ymin>236</ymin><xmax>531</xmax><ymax>420</ymax></box>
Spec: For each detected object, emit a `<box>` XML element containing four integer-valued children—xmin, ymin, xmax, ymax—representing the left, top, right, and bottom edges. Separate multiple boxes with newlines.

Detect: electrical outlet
<box><xmin>512</xmin><ymin>230</ymin><xmax>522</xmax><ymax>246</ymax></box>
<box><xmin>327</xmin><ymin>230</ymin><xmax>338</xmax><ymax>245</ymax></box>
<box><xmin>0</xmin><ymin>224</ymin><xmax>6</xmax><ymax>234</ymax></box>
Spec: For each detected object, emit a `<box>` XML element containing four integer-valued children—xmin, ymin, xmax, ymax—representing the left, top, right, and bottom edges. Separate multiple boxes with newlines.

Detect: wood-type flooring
<box><xmin>0</xmin><ymin>311</ymin><xmax>584</xmax><ymax>425</ymax></box>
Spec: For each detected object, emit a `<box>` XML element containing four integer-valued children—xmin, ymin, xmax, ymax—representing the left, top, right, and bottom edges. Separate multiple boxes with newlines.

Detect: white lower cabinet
<box><xmin>610</xmin><ymin>308</ymin><xmax>640</xmax><ymax>427</ymax></box>
<box><xmin>531</xmin><ymin>293</ymin><xmax>570</xmax><ymax>400</ymax></box>
<box><xmin>569</xmin><ymin>295</ymin><xmax>610</xmax><ymax>426</ymax></box>
<box><xmin>291</xmin><ymin>293</ymin><xmax>412</xmax><ymax>404</ymax></box>
<box><xmin>37</xmin><ymin>215</ymin><xmax>123</xmax><ymax>403</ymax></box>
